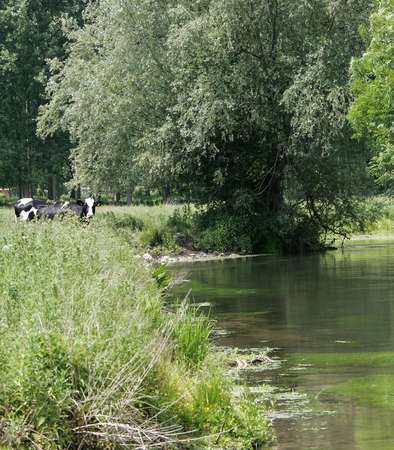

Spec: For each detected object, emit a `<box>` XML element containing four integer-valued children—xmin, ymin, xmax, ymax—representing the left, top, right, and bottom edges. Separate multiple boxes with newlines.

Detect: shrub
<box><xmin>0</xmin><ymin>193</ymin><xmax>16</xmax><ymax>207</ymax></box>
<box><xmin>98</xmin><ymin>211</ymin><xmax>144</xmax><ymax>230</ymax></box>
<box><xmin>195</xmin><ymin>209</ymin><xmax>254</xmax><ymax>254</ymax></box>
<box><xmin>271</xmin><ymin>214</ymin><xmax>322</xmax><ymax>254</ymax></box>
<box><xmin>167</xmin><ymin>205</ymin><xmax>195</xmax><ymax>244</ymax></box>
<box><xmin>140</xmin><ymin>221</ymin><xmax>179</xmax><ymax>252</ymax></box>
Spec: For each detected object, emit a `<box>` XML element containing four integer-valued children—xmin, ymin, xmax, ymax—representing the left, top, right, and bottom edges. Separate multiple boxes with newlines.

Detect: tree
<box><xmin>39</xmin><ymin>0</ymin><xmax>373</xmax><ymax>249</ymax></box>
<box><xmin>153</xmin><ymin>0</ymin><xmax>372</xmax><ymax>242</ymax></box>
<box><xmin>0</xmin><ymin>0</ymin><xmax>83</xmax><ymax>197</ymax></box>
<box><xmin>38</xmin><ymin>0</ymin><xmax>175</xmax><ymax>195</ymax></box>
<box><xmin>348</xmin><ymin>0</ymin><xmax>394</xmax><ymax>189</ymax></box>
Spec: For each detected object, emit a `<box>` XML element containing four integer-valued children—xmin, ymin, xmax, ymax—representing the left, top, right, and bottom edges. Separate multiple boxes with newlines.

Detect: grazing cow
<box><xmin>36</xmin><ymin>203</ymin><xmax>66</xmax><ymax>220</ymax></box>
<box><xmin>14</xmin><ymin>198</ymin><xmax>47</xmax><ymax>221</ymax></box>
<box><xmin>68</xmin><ymin>197</ymin><xmax>99</xmax><ymax>219</ymax></box>
<box><xmin>37</xmin><ymin>197</ymin><xmax>100</xmax><ymax>220</ymax></box>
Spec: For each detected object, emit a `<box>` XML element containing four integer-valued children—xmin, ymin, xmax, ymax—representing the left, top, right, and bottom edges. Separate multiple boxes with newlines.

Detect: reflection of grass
<box><xmin>290</xmin><ymin>351</ymin><xmax>394</xmax><ymax>367</ymax></box>
<box><xmin>218</xmin><ymin>310</ymin><xmax>271</xmax><ymax>318</ymax></box>
<box><xmin>186</xmin><ymin>284</ymin><xmax>260</xmax><ymax>299</ymax></box>
<box><xmin>328</xmin><ymin>375</ymin><xmax>394</xmax><ymax>410</ymax></box>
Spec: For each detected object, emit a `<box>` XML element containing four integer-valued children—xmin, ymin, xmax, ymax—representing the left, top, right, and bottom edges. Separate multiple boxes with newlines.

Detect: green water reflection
<box><xmin>172</xmin><ymin>242</ymin><xmax>394</xmax><ymax>450</ymax></box>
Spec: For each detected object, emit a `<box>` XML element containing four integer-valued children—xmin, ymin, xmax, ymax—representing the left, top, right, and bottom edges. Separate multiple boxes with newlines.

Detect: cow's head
<box><xmin>79</xmin><ymin>197</ymin><xmax>100</xmax><ymax>219</ymax></box>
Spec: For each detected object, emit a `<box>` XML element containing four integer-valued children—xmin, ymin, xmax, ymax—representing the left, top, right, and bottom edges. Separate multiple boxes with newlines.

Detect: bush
<box><xmin>0</xmin><ymin>193</ymin><xmax>16</xmax><ymax>207</ymax></box>
<box><xmin>270</xmin><ymin>214</ymin><xmax>323</xmax><ymax>254</ymax></box>
<box><xmin>140</xmin><ymin>221</ymin><xmax>179</xmax><ymax>252</ymax></box>
<box><xmin>98</xmin><ymin>211</ymin><xmax>144</xmax><ymax>230</ymax></box>
<box><xmin>197</xmin><ymin>222</ymin><xmax>253</xmax><ymax>254</ymax></box>
<box><xmin>194</xmin><ymin>207</ymin><xmax>254</xmax><ymax>254</ymax></box>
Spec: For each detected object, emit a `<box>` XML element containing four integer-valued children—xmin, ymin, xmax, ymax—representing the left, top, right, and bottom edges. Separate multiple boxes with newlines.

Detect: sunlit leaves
<box><xmin>349</xmin><ymin>0</ymin><xmax>394</xmax><ymax>188</ymax></box>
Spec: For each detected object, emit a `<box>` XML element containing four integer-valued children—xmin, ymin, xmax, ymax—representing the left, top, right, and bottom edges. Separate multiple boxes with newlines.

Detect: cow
<box><xmin>36</xmin><ymin>203</ymin><xmax>66</xmax><ymax>220</ymax></box>
<box><xmin>36</xmin><ymin>197</ymin><xmax>100</xmax><ymax>220</ymax></box>
<box><xmin>69</xmin><ymin>197</ymin><xmax>99</xmax><ymax>219</ymax></box>
<box><xmin>14</xmin><ymin>198</ymin><xmax>47</xmax><ymax>221</ymax></box>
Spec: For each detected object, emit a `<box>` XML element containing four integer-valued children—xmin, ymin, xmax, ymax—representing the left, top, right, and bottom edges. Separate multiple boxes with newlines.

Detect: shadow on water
<box><xmin>172</xmin><ymin>241</ymin><xmax>394</xmax><ymax>450</ymax></box>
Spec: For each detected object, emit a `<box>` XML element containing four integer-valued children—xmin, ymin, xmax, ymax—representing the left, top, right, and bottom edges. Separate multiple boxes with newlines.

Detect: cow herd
<box><xmin>14</xmin><ymin>197</ymin><xmax>100</xmax><ymax>222</ymax></box>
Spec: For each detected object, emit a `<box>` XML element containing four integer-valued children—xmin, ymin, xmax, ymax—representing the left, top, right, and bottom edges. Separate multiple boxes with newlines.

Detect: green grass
<box><xmin>353</xmin><ymin>196</ymin><xmax>394</xmax><ymax>236</ymax></box>
<box><xmin>0</xmin><ymin>207</ymin><xmax>271</xmax><ymax>449</ymax></box>
<box><xmin>96</xmin><ymin>204</ymin><xmax>193</xmax><ymax>254</ymax></box>
<box><xmin>100</xmin><ymin>203</ymin><xmax>181</xmax><ymax>224</ymax></box>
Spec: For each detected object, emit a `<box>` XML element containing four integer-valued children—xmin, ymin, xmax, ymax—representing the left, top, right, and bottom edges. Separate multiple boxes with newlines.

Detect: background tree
<box><xmin>348</xmin><ymin>0</ymin><xmax>394</xmax><ymax>190</ymax></box>
<box><xmin>38</xmin><ymin>0</ymin><xmax>175</xmax><ymax>196</ymax></box>
<box><xmin>0</xmin><ymin>0</ymin><xmax>83</xmax><ymax>198</ymax></box>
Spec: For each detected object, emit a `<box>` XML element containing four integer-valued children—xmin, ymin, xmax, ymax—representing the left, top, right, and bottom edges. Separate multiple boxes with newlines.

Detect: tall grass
<box><xmin>0</xmin><ymin>208</ymin><xmax>271</xmax><ymax>449</ymax></box>
<box><xmin>97</xmin><ymin>204</ymin><xmax>187</xmax><ymax>253</ymax></box>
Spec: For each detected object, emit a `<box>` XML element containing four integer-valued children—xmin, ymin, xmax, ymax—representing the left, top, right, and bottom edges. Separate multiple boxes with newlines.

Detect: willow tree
<box><xmin>38</xmin><ymin>0</ymin><xmax>175</xmax><ymax>195</ymax></box>
<box><xmin>39</xmin><ymin>0</ymin><xmax>373</xmax><ymax>249</ymax></box>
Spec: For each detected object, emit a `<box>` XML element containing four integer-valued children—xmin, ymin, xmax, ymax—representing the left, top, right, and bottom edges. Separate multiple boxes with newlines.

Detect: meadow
<box><xmin>0</xmin><ymin>207</ymin><xmax>271</xmax><ymax>449</ymax></box>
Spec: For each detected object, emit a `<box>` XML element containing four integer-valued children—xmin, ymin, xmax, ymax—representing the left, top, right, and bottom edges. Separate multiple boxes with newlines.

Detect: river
<box><xmin>172</xmin><ymin>241</ymin><xmax>394</xmax><ymax>450</ymax></box>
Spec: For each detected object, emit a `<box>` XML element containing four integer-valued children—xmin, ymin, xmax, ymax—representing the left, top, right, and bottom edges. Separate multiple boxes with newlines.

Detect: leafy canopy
<box><xmin>349</xmin><ymin>0</ymin><xmax>394</xmax><ymax>188</ymax></box>
<box><xmin>39</xmin><ymin>0</ymin><xmax>373</xmax><ymax>247</ymax></box>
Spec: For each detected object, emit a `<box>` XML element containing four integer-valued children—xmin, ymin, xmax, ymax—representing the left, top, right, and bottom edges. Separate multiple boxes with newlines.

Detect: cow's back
<box><xmin>14</xmin><ymin>198</ymin><xmax>47</xmax><ymax>221</ymax></box>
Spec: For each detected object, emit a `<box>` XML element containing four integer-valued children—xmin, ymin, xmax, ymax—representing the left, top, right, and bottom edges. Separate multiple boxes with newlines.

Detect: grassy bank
<box><xmin>0</xmin><ymin>208</ymin><xmax>271</xmax><ymax>449</ymax></box>
<box><xmin>96</xmin><ymin>197</ymin><xmax>394</xmax><ymax>256</ymax></box>
<box><xmin>359</xmin><ymin>198</ymin><xmax>394</xmax><ymax>236</ymax></box>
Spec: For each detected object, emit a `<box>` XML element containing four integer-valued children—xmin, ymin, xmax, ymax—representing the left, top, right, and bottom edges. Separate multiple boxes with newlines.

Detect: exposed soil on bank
<box><xmin>139</xmin><ymin>249</ymin><xmax>269</xmax><ymax>264</ymax></box>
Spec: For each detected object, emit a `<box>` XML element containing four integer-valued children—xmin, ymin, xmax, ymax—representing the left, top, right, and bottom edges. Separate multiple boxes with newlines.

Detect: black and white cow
<box><xmin>70</xmin><ymin>197</ymin><xmax>99</xmax><ymax>219</ymax></box>
<box><xmin>14</xmin><ymin>198</ymin><xmax>47</xmax><ymax>221</ymax></box>
<box><xmin>36</xmin><ymin>197</ymin><xmax>100</xmax><ymax>220</ymax></box>
<box><xmin>36</xmin><ymin>203</ymin><xmax>66</xmax><ymax>220</ymax></box>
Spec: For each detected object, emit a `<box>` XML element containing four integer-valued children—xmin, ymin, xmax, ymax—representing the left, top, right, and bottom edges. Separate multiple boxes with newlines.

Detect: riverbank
<box><xmin>97</xmin><ymin>201</ymin><xmax>394</xmax><ymax>261</ymax></box>
<box><xmin>0</xmin><ymin>207</ymin><xmax>272</xmax><ymax>449</ymax></box>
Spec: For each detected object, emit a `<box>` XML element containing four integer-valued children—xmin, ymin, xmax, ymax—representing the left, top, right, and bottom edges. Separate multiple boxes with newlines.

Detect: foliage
<box><xmin>99</xmin><ymin>210</ymin><xmax>144</xmax><ymax>231</ymax></box>
<box><xmin>151</xmin><ymin>263</ymin><xmax>172</xmax><ymax>289</ymax></box>
<box><xmin>37</xmin><ymin>0</ymin><xmax>174</xmax><ymax>195</ymax></box>
<box><xmin>196</xmin><ymin>208</ymin><xmax>254</xmax><ymax>254</ymax></box>
<box><xmin>140</xmin><ymin>220</ymin><xmax>179</xmax><ymax>252</ymax></box>
<box><xmin>0</xmin><ymin>0</ymin><xmax>82</xmax><ymax>197</ymax></box>
<box><xmin>96</xmin><ymin>205</ymin><xmax>182</xmax><ymax>252</ymax></box>
<box><xmin>356</xmin><ymin>196</ymin><xmax>394</xmax><ymax>234</ymax></box>
<box><xmin>0</xmin><ymin>194</ymin><xmax>16</xmax><ymax>207</ymax></box>
<box><xmin>0</xmin><ymin>208</ymin><xmax>271</xmax><ymax>448</ymax></box>
<box><xmin>173</xmin><ymin>304</ymin><xmax>212</xmax><ymax>367</ymax></box>
<box><xmin>348</xmin><ymin>0</ymin><xmax>394</xmax><ymax>190</ymax></box>
<box><xmin>38</xmin><ymin>0</ymin><xmax>374</xmax><ymax>249</ymax></box>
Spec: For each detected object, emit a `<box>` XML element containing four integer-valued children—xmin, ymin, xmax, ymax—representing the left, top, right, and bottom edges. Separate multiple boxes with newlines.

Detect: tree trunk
<box><xmin>269</xmin><ymin>174</ymin><xmax>282</xmax><ymax>213</ymax></box>
<box><xmin>162</xmin><ymin>184</ymin><xmax>171</xmax><ymax>203</ymax></box>
<box><xmin>48</xmin><ymin>175</ymin><xmax>54</xmax><ymax>200</ymax></box>
<box><xmin>18</xmin><ymin>175</ymin><xmax>23</xmax><ymax>199</ymax></box>
<box><xmin>52</xmin><ymin>175</ymin><xmax>58</xmax><ymax>200</ymax></box>
<box><xmin>126</xmin><ymin>189</ymin><xmax>132</xmax><ymax>206</ymax></box>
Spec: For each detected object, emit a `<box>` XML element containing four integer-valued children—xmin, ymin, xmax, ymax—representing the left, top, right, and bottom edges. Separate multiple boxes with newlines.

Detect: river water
<box><xmin>172</xmin><ymin>241</ymin><xmax>394</xmax><ymax>450</ymax></box>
